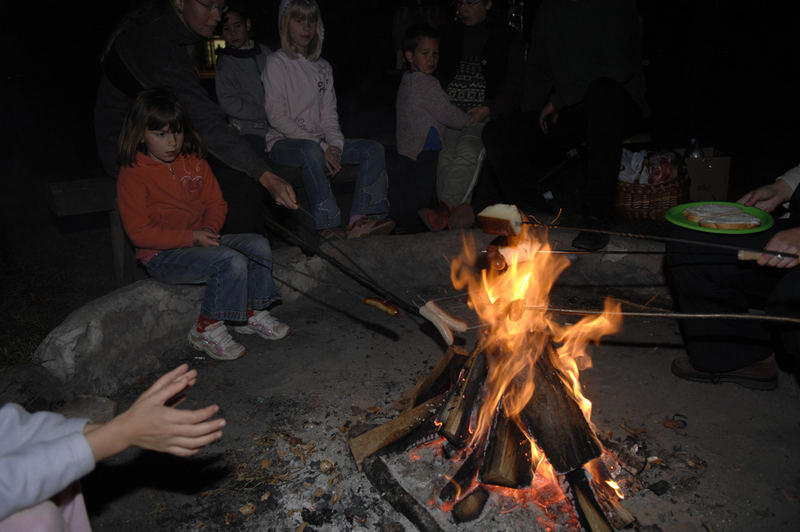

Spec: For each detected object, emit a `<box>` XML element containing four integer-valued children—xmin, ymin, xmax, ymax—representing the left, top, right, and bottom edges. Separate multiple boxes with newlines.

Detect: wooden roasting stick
<box><xmin>476</xmin><ymin>203</ymin><xmax>798</xmax><ymax>261</ymax></box>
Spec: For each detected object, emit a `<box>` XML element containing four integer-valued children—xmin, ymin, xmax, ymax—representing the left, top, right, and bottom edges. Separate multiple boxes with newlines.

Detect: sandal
<box><xmin>318</xmin><ymin>227</ymin><xmax>346</xmax><ymax>241</ymax></box>
<box><xmin>670</xmin><ymin>355</ymin><xmax>778</xmax><ymax>390</ymax></box>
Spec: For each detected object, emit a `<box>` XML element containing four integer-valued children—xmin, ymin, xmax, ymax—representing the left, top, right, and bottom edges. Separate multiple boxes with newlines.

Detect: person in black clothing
<box><xmin>94</xmin><ymin>0</ymin><xmax>298</xmax><ymax>236</ymax></box>
<box><xmin>666</xmin><ymin>171</ymin><xmax>800</xmax><ymax>390</ymax></box>
<box><xmin>481</xmin><ymin>0</ymin><xmax>647</xmax><ymax>251</ymax></box>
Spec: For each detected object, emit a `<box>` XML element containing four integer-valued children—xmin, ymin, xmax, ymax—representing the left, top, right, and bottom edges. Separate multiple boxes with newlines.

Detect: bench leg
<box><xmin>109</xmin><ymin>207</ymin><xmax>142</xmax><ymax>287</ymax></box>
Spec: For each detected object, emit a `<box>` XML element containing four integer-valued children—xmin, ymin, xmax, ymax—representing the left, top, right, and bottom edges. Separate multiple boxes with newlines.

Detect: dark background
<box><xmin>1</xmin><ymin>0</ymin><xmax>799</xmax><ymax>367</ymax></box>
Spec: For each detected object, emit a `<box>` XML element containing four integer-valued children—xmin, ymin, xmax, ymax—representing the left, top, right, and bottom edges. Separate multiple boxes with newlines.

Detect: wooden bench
<box><xmin>45</xmin><ymin>177</ymin><xmax>145</xmax><ymax>287</ymax></box>
<box><xmin>44</xmin><ymin>166</ymin><xmax>361</xmax><ymax>286</ymax></box>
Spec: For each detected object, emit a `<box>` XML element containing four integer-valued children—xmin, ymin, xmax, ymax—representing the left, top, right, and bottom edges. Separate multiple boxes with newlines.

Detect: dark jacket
<box><xmin>524</xmin><ymin>0</ymin><xmax>649</xmax><ymax>117</ymax></box>
<box><xmin>93</xmin><ymin>1</ymin><xmax>272</xmax><ymax>180</ymax></box>
<box><xmin>436</xmin><ymin>18</ymin><xmax>524</xmax><ymax>118</ymax></box>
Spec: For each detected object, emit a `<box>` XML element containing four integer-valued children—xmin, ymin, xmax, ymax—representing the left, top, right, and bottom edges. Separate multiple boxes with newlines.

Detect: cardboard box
<box><xmin>686</xmin><ymin>147</ymin><xmax>731</xmax><ymax>202</ymax></box>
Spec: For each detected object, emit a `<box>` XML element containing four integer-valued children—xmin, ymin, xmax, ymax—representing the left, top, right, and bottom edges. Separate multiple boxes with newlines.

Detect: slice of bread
<box><xmin>477</xmin><ymin>204</ymin><xmax>523</xmax><ymax>235</ymax></box>
<box><xmin>698</xmin><ymin>212</ymin><xmax>761</xmax><ymax>230</ymax></box>
<box><xmin>682</xmin><ymin>203</ymin><xmax>744</xmax><ymax>222</ymax></box>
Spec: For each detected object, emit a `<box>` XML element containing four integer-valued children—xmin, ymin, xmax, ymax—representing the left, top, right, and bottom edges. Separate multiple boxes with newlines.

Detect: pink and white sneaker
<box><xmin>233</xmin><ymin>310</ymin><xmax>290</xmax><ymax>340</ymax></box>
<box><xmin>188</xmin><ymin>321</ymin><xmax>246</xmax><ymax>360</ymax></box>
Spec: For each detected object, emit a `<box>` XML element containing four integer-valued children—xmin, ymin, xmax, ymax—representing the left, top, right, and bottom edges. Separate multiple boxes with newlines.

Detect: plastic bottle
<box><xmin>508</xmin><ymin>1</ymin><xmax>523</xmax><ymax>32</ymax></box>
<box><xmin>687</xmin><ymin>138</ymin><xmax>703</xmax><ymax>159</ymax></box>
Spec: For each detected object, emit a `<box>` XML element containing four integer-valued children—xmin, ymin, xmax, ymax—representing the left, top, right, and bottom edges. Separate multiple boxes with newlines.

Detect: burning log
<box><xmin>349</xmin><ymin>394</ymin><xmax>447</xmax><ymax>470</ymax></box>
<box><xmin>479</xmin><ymin>408</ymin><xmax>533</xmax><ymax>488</ymax></box>
<box><xmin>395</xmin><ymin>346</ymin><xmax>469</xmax><ymax>412</ymax></box>
<box><xmin>439</xmin><ymin>439</ymin><xmax>486</xmax><ymax>503</ymax></box>
<box><xmin>566</xmin><ymin>469</ymin><xmax>613</xmax><ymax>532</ymax></box>
<box><xmin>452</xmin><ymin>486</ymin><xmax>489</xmax><ymax>523</ymax></box>
<box><xmin>438</xmin><ymin>351</ymin><xmax>486</xmax><ymax>448</ymax></box>
<box><xmin>519</xmin><ymin>341</ymin><xmax>602</xmax><ymax>474</ymax></box>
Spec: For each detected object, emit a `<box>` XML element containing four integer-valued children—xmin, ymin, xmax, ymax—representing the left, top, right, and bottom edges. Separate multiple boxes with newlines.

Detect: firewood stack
<box><xmin>349</xmin><ymin>339</ymin><xmax>640</xmax><ymax>529</ymax></box>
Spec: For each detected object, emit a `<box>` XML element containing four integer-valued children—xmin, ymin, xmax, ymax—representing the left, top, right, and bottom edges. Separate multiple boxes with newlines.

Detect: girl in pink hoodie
<box><xmin>262</xmin><ymin>0</ymin><xmax>394</xmax><ymax>240</ymax></box>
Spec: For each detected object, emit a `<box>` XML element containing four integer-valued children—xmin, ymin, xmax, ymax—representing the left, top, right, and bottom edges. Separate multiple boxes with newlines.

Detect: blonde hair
<box><xmin>279</xmin><ymin>0</ymin><xmax>324</xmax><ymax>61</ymax></box>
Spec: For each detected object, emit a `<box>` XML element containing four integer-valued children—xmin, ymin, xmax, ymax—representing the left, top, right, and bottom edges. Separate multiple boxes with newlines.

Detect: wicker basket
<box><xmin>616</xmin><ymin>169</ymin><xmax>689</xmax><ymax>220</ymax></box>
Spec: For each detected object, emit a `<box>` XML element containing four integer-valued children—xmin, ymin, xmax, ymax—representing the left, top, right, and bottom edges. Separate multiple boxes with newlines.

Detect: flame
<box><xmin>450</xmin><ymin>226</ymin><xmax>622</xmax><ymax>453</ymax></box>
<box><xmin>437</xmin><ymin>223</ymin><xmax>625</xmax><ymax>516</ymax></box>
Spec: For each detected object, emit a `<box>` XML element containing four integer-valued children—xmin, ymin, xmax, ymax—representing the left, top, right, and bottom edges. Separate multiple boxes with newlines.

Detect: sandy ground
<box><xmin>76</xmin><ymin>231</ymin><xmax>800</xmax><ymax>532</ymax></box>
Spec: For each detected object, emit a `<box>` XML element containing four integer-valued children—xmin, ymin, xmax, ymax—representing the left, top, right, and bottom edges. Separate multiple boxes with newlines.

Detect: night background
<box><xmin>2</xmin><ymin>0</ymin><xmax>800</xmax><ymax>366</ymax></box>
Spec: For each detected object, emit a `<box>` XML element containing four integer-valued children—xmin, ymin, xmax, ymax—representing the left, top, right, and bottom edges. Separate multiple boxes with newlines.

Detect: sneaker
<box><xmin>347</xmin><ymin>217</ymin><xmax>396</xmax><ymax>239</ymax></box>
<box><xmin>670</xmin><ymin>356</ymin><xmax>778</xmax><ymax>390</ymax></box>
<box><xmin>233</xmin><ymin>309</ymin><xmax>290</xmax><ymax>340</ymax></box>
<box><xmin>572</xmin><ymin>215</ymin><xmax>611</xmax><ymax>251</ymax></box>
<box><xmin>448</xmin><ymin>203</ymin><xmax>475</xmax><ymax>229</ymax></box>
<box><xmin>571</xmin><ymin>230</ymin><xmax>610</xmax><ymax>251</ymax></box>
<box><xmin>418</xmin><ymin>204</ymin><xmax>450</xmax><ymax>232</ymax></box>
<box><xmin>188</xmin><ymin>321</ymin><xmax>245</xmax><ymax>361</ymax></box>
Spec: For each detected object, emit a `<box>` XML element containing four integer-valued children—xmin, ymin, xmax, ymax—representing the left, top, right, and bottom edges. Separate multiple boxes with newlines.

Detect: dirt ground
<box><xmin>2</xmin><ymin>9</ymin><xmax>800</xmax><ymax>527</ymax></box>
<box><xmin>66</xmin><ymin>231</ymin><xmax>799</xmax><ymax>532</ymax></box>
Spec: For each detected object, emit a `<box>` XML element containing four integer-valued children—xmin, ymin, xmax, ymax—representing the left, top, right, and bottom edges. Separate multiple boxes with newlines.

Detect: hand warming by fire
<box><xmin>350</xmin><ymin>207</ymin><xmax>641</xmax><ymax>529</ymax></box>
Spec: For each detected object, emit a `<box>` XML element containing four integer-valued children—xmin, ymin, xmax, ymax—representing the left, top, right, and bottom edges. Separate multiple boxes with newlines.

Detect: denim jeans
<box><xmin>270</xmin><ymin>138</ymin><xmax>390</xmax><ymax>229</ymax></box>
<box><xmin>144</xmin><ymin>234</ymin><xmax>280</xmax><ymax>322</ymax></box>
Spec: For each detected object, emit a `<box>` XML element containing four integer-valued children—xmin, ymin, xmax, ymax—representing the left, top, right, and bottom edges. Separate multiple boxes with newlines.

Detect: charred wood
<box><xmin>438</xmin><ymin>351</ymin><xmax>486</xmax><ymax>448</ymax></box>
<box><xmin>452</xmin><ymin>486</ymin><xmax>489</xmax><ymax>523</ymax></box>
<box><xmin>566</xmin><ymin>469</ymin><xmax>613</xmax><ymax>532</ymax></box>
<box><xmin>479</xmin><ymin>407</ymin><xmax>533</xmax><ymax>488</ymax></box>
<box><xmin>350</xmin><ymin>394</ymin><xmax>447</xmax><ymax>470</ymax></box>
<box><xmin>414</xmin><ymin>345</ymin><xmax>470</xmax><ymax>408</ymax></box>
<box><xmin>597</xmin><ymin>434</ymin><xmax>647</xmax><ymax>476</ymax></box>
<box><xmin>362</xmin><ymin>455</ymin><xmax>443</xmax><ymax>532</ymax></box>
<box><xmin>439</xmin><ymin>438</ymin><xmax>487</xmax><ymax>503</ymax></box>
<box><xmin>520</xmin><ymin>350</ymin><xmax>601</xmax><ymax>473</ymax></box>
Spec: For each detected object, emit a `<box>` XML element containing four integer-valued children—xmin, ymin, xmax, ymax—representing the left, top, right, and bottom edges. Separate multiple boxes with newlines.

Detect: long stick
<box><xmin>463</xmin><ymin>307</ymin><xmax>800</xmax><ymax>329</ymax></box>
<box><xmin>263</xmin><ymin>215</ymin><xmax>420</xmax><ymax>316</ymax></box>
<box><xmin>526</xmin><ymin>222</ymin><xmax>799</xmax><ymax>260</ymax></box>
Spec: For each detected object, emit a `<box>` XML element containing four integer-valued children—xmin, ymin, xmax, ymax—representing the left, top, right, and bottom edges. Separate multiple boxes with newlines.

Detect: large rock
<box><xmin>34</xmin><ymin>280</ymin><xmax>204</xmax><ymax>396</ymax></box>
<box><xmin>33</xmin><ymin>246</ymin><xmax>322</xmax><ymax>396</ymax></box>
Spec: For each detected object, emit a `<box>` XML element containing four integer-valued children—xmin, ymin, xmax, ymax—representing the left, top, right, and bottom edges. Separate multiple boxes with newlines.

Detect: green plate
<box><xmin>665</xmin><ymin>201</ymin><xmax>774</xmax><ymax>234</ymax></box>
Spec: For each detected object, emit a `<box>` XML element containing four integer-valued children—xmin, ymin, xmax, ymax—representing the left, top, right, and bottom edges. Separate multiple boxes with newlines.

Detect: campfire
<box><xmin>350</xmin><ymin>216</ymin><xmax>642</xmax><ymax>529</ymax></box>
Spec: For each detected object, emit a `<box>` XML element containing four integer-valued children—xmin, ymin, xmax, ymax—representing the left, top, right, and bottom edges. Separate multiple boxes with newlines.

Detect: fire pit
<box><xmin>349</xmin><ymin>226</ymin><xmax>646</xmax><ymax>529</ymax></box>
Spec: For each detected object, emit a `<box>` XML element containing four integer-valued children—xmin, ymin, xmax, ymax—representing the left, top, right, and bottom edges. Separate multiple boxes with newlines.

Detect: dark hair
<box><xmin>117</xmin><ymin>87</ymin><xmax>205</xmax><ymax>166</ymax></box>
<box><xmin>221</xmin><ymin>2</ymin><xmax>249</xmax><ymax>26</ymax></box>
<box><xmin>401</xmin><ymin>23</ymin><xmax>440</xmax><ymax>56</ymax></box>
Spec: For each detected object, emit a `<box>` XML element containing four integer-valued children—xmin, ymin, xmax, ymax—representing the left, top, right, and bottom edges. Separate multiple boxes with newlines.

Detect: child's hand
<box><xmin>193</xmin><ymin>229</ymin><xmax>221</xmax><ymax>247</ymax></box>
<box><xmin>325</xmin><ymin>146</ymin><xmax>342</xmax><ymax>176</ymax></box>
<box><xmin>84</xmin><ymin>364</ymin><xmax>225</xmax><ymax>460</ymax></box>
<box><xmin>467</xmin><ymin>106</ymin><xmax>490</xmax><ymax>125</ymax></box>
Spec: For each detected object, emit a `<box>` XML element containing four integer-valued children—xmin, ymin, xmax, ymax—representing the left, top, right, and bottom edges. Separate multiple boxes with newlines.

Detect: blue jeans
<box><xmin>144</xmin><ymin>234</ymin><xmax>281</xmax><ymax>322</ymax></box>
<box><xmin>270</xmin><ymin>138</ymin><xmax>390</xmax><ymax>229</ymax></box>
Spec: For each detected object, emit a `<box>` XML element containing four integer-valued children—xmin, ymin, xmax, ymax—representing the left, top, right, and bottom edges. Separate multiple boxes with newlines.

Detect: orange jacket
<box><xmin>117</xmin><ymin>152</ymin><xmax>228</xmax><ymax>263</ymax></box>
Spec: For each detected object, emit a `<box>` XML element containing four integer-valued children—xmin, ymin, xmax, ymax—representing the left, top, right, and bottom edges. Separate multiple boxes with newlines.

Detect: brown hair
<box><xmin>117</xmin><ymin>87</ymin><xmax>205</xmax><ymax>166</ymax></box>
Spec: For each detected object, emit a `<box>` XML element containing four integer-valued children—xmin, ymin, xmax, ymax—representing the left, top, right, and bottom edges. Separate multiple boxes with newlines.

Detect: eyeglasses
<box><xmin>455</xmin><ymin>0</ymin><xmax>483</xmax><ymax>7</ymax></box>
<box><xmin>193</xmin><ymin>0</ymin><xmax>227</xmax><ymax>14</ymax></box>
